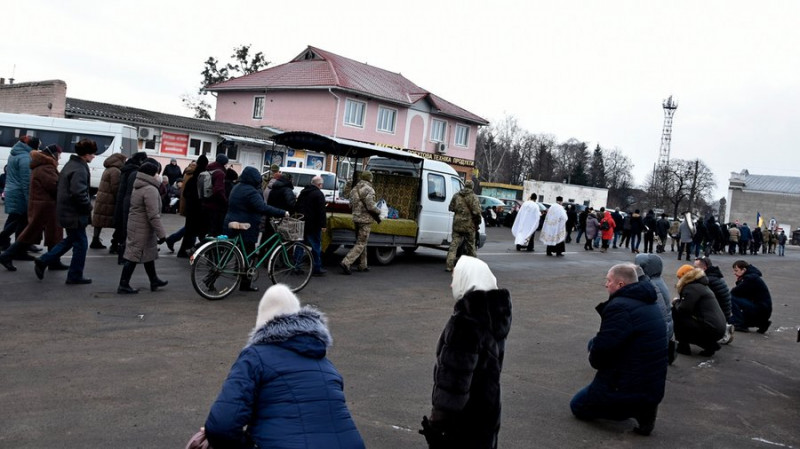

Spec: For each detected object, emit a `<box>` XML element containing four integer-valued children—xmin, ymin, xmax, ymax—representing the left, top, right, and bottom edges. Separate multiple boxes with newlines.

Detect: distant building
<box><xmin>522</xmin><ymin>180</ymin><xmax>608</xmax><ymax>208</ymax></box>
<box><xmin>206</xmin><ymin>46</ymin><xmax>488</xmax><ymax>180</ymax></box>
<box><xmin>726</xmin><ymin>170</ymin><xmax>800</xmax><ymax>233</ymax></box>
<box><xmin>480</xmin><ymin>182</ymin><xmax>523</xmax><ymax>201</ymax></box>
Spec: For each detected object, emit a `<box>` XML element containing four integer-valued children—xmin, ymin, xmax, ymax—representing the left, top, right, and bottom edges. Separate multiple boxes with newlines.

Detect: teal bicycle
<box><xmin>190</xmin><ymin>216</ymin><xmax>313</xmax><ymax>300</ymax></box>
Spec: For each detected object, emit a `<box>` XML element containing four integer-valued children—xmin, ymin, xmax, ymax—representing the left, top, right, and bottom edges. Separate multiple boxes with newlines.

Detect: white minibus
<box><xmin>0</xmin><ymin>112</ymin><xmax>137</xmax><ymax>190</ymax></box>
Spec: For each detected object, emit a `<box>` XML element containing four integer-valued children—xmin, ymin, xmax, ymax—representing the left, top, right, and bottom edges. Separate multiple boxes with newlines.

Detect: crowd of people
<box><xmin>1</xmin><ymin>140</ymin><xmax>784</xmax><ymax>446</ymax></box>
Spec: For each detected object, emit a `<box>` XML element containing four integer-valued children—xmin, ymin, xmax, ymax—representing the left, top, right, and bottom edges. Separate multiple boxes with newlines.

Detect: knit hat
<box><xmin>255</xmin><ymin>284</ymin><xmax>301</xmax><ymax>327</ymax></box>
<box><xmin>139</xmin><ymin>162</ymin><xmax>159</xmax><ymax>177</ymax></box>
<box><xmin>676</xmin><ymin>264</ymin><xmax>694</xmax><ymax>279</ymax></box>
<box><xmin>216</xmin><ymin>154</ymin><xmax>229</xmax><ymax>165</ymax></box>
<box><xmin>130</xmin><ymin>151</ymin><xmax>149</xmax><ymax>165</ymax></box>
<box><xmin>360</xmin><ymin>170</ymin><xmax>373</xmax><ymax>182</ymax></box>
<box><xmin>42</xmin><ymin>144</ymin><xmax>62</xmax><ymax>159</ymax></box>
<box><xmin>270</xmin><ymin>164</ymin><xmax>280</xmax><ymax>172</ymax></box>
<box><xmin>464</xmin><ymin>180</ymin><xmax>474</xmax><ymax>189</ymax></box>
<box><xmin>170</xmin><ymin>157</ymin><xmax>177</xmax><ymax>163</ymax></box>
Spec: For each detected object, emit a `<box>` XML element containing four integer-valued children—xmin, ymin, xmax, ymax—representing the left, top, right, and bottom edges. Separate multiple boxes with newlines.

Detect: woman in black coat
<box><xmin>422</xmin><ymin>256</ymin><xmax>512</xmax><ymax>449</ymax></box>
<box><xmin>177</xmin><ymin>155</ymin><xmax>208</xmax><ymax>258</ymax></box>
<box><xmin>672</xmin><ymin>265</ymin><xmax>727</xmax><ymax>357</ymax></box>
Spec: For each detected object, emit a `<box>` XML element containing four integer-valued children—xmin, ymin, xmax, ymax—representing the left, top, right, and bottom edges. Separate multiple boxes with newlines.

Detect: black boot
<box><xmin>145</xmin><ymin>261</ymin><xmax>168</xmax><ymax>291</ymax></box>
<box><xmin>0</xmin><ymin>251</ymin><xmax>16</xmax><ymax>271</ymax></box>
<box><xmin>633</xmin><ymin>405</ymin><xmax>658</xmax><ymax>436</ymax></box>
<box><xmin>90</xmin><ymin>238</ymin><xmax>106</xmax><ymax>249</ymax></box>
<box><xmin>117</xmin><ymin>261</ymin><xmax>139</xmax><ymax>294</ymax></box>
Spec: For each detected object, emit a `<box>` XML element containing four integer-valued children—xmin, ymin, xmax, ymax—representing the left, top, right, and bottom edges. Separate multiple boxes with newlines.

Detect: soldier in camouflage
<box><xmin>445</xmin><ymin>180</ymin><xmax>482</xmax><ymax>272</ymax></box>
<box><xmin>340</xmin><ymin>171</ymin><xmax>381</xmax><ymax>275</ymax></box>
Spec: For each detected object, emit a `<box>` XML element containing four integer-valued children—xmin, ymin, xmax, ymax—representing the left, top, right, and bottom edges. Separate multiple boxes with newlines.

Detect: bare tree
<box><xmin>603</xmin><ymin>147</ymin><xmax>636</xmax><ymax>209</ymax></box>
<box><xmin>553</xmin><ymin>138</ymin><xmax>589</xmax><ymax>184</ymax></box>
<box><xmin>530</xmin><ymin>134</ymin><xmax>557</xmax><ymax>182</ymax></box>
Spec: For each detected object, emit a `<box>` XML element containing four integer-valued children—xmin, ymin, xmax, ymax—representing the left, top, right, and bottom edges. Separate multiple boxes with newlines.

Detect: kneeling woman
<box><xmin>117</xmin><ymin>161</ymin><xmax>168</xmax><ymax>294</ymax></box>
<box><xmin>672</xmin><ymin>265</ymin><xmax>726</xmax><ymax>357</ymax></box>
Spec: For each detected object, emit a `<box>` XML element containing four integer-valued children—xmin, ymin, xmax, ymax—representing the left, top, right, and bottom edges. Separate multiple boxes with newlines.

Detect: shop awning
<box><xmin>273</xmin><ymin>131</ymin><xmax>423</xmax><ymax>162</ymax></box>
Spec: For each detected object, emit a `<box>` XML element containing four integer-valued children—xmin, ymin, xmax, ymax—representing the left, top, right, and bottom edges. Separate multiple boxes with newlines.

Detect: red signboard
<box><xmin>161</xmin><ymin>132</ymin><xmax>189</xmax><ymax>155</ymax></box>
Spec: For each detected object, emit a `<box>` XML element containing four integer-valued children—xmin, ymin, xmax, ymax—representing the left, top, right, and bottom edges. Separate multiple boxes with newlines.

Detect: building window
<box><xmin>144</xmin><ymin>136</ymin><xmax>157</xmax><ymax>150</ymax></box>
<box><xmin>190</xmin><ymin>138</ymin><xmax>213</xmax><ymax>156</ymax></box>
<box><xmin>344</xmin><ymin>99</ymin><xmax>366</xmax><ymax>128</ymax></box>
<box><xmin>430</xmin><ymin>119</ymin><xmax>446</xmax><ymax>143</ymax></box>
<box><xmin>377</xmin><ymin>106</ymin><xmax>397</xmax><ymax>133</ymax></box>
<box><xmin>253</xmin><ymin>96</ymin><xmax>265</xmax><ymax>119</ymax></box>
<box><xmin>455</xmin><ymin>124</ymin><xmax>469</xmax><ymax>147</ymax></box>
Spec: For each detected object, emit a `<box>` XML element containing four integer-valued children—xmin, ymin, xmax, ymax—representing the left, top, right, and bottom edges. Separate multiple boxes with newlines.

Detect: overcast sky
<box><xmin>4</xmin><ymin>0</ymin><xmax>798</xmax><ymax>200</ymax></box>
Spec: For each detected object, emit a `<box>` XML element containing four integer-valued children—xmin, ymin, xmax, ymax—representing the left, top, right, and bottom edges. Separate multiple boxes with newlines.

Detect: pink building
<box><xmin>207</xmin><ymin>46</ymin><xmax>487</xmax><ymax>179</ymax></box>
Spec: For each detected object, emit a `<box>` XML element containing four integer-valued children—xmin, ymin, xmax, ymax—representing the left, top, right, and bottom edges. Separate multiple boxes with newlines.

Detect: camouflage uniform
<box><xmin>342</xmin><ymin>173</ymin><xmax>381</xmax><ymax>271</ymax></box>
<box><xmin>445</xmin><ymin>183</ymin><xmax>482</xmax><ymax>271</ymax></box>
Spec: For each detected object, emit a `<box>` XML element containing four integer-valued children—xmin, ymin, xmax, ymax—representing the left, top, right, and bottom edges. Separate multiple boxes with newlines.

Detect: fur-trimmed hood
<box><xmin>676</xmin><ymin>267</ymin><xmax>708</xmax><ymax>294</ymax></box>
<box><xmin>247</xmin><ymin>306</ymin><xmax>332</xmax><ymax>359</ymax></box>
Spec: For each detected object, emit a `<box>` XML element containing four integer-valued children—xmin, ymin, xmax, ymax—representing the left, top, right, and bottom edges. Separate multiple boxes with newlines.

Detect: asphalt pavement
<box><xmin>1</xmin><ymin>213</ymin><xmax>799</xmax><ymax>448</ymax></box>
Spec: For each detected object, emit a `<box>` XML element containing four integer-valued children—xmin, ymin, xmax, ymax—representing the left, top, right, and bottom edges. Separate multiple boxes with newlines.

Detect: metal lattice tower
<box><xmin>658</xmin><ymin>95</ymin><xmax>678</xmax><ymax>167</ymax></box>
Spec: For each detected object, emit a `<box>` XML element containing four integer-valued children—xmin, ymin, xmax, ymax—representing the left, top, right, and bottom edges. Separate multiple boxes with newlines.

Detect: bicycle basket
<box><xmin>271</xmin><ymin>216</ymin><xmax>305</xmax><ymax>241</ymax></box>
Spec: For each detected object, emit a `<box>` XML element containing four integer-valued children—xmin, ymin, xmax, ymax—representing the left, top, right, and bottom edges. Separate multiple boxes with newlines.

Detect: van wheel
<box><xmin>401</xmin><ymin>246</ymin><xmax>418</xmax><ymax>254</ymax></box>
<box><xmin>370</xmin><ymin>247</ymin><xmax>397</xmax><ymax>265</ymax></box>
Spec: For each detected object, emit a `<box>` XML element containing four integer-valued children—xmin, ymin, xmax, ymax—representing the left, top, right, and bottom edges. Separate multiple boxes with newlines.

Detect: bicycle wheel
<box><xmin>268</xmin><ymin>241</ymin><xmax>313</xmax><ymax>292</ymax></box>
<box><xmin>190</xmin><ymin>240</ymin><xmax>244</xmax><ymax>300</ymax></box>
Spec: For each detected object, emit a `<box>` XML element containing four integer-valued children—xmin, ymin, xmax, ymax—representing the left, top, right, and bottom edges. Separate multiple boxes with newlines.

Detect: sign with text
<box><xmin>161</xmin><ymin>132</ymin><xmax>189</xmax><ymax>156</ymax></box>
<box><xmin>373</xmin><ymin>142</ymin><xmax>475</xmax><ymax>168</ymax></box>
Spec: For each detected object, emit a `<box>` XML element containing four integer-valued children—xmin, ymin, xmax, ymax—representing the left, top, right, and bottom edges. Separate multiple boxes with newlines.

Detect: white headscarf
<box><xmin>255</xmin><ymin>284</ymin><xmax>301</xmax><ymax>327</ymax></box>
<box><xmin>451</xmin><ymin>256</ymin><xmax>498</xmax><ymax>300</ymax></box>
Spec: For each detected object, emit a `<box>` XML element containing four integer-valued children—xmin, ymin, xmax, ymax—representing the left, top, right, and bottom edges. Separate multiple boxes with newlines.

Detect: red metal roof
<box><xmin>207</xmin><ymin>46</ymin><xmax>488</xmax><ymax>125</ymax></box>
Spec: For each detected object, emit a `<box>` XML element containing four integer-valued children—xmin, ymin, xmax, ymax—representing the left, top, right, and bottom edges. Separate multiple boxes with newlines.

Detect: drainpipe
<box><xmin>328</xmin><ymin>88</ymin><xmax>340</xmax><ymax>138</ymax></box>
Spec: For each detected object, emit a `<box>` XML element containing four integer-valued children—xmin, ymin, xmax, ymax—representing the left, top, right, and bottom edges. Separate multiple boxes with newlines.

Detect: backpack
<box><xmin>196</xmin><ymin>169</ymin><xmax>219</xmax><ymax>200</ymax></box>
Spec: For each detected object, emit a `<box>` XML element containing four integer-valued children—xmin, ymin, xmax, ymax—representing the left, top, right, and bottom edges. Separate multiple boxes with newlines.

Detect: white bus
<box><xmin>0</xmin><ymin>112</ymin><xmax>138</xmax><ymax>190</ymax></box>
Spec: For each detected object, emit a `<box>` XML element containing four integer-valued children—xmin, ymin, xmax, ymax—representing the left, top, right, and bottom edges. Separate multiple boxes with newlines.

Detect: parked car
<box><xmin>478</xmin><ymin>195</ymin><xmax>507</xmax><ymax>226</ymax></box>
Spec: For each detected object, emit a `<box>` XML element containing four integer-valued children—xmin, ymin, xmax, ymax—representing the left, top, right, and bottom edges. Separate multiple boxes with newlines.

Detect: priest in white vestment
<box><xmin>511</xmin><ymin>193</ymin><xmax>542</xmax><ymax>251</ymax></box>
<box><xmin>540</xmin><ymin>196</ymin><xmax>568</xmax><ymax>256</ymax></box>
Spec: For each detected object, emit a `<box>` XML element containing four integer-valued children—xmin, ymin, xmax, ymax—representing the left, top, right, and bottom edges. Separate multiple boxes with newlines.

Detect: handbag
<box><xmin>185</xmin><ymin>427</ymin><xmax>212</xmax><ymax>449</ymax></box>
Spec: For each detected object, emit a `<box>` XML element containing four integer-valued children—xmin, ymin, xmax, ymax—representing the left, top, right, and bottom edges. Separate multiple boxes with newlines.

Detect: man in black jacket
<box><xmin>295</xmin><ymin>175</ymin><xmax>326</xmax><ymax>276</ymax></box>
<box><xmin>34</xmin><ymin>139</ymin><xmax>97</xmax><ymax>284</ymax></box>
<box><xmin>571</xmin><ymin>263</ymin><xmax>668</xmax><ymax>436</ymax></box>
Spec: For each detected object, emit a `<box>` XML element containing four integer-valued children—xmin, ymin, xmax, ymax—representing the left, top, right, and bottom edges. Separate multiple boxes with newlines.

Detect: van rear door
<box><xmin>416</xmin><ymin>166</ymin><xmax>453</xmax><ymax>246</ymax></box>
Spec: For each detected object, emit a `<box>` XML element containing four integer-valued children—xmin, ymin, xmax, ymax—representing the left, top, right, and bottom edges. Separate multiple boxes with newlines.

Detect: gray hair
<box><xmin>609</xmin><ymin>263</ymin><xmax>639</xmax><ymax>285</ymax></box>
<box><xmin>311</xmin><ymin>175</ymin><xmax>323</xmax><ymax>186</ymax></box>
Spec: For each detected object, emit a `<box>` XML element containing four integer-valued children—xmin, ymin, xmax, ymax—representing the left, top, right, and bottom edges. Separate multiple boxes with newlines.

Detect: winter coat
<box><xmin>629</xmin><ymin>213</ymin><xmax>643</xmax><ymax>234</ymax></box>
<box><xmin>56</xmin><ymin>155</ymin><xmax>93</xmax><ymax>229</ymax></box>
<box><xmin>123</xmin><ymin>172</ymin><xmax>166</xmax><ymax>263</ymax></box>
<box><xmin>224</xmin><ymin>166</ymin><xmax>285</xmax><ymax>244</ymax></box>
<box><xmin>585</xmin><ymin>214</ymin><xmax>599</xmax><ymax>239</ymax></box>
<box><xmin>730</xmin><ymin>265</ymin><xmax>772</xmax><ymax>317</ymax></box>
<box><xmin>623</xmin><ymin>213</ymin><xmax>632</xmax><ymax>231</ymax></box>
<box><xmin>643</xmin><ymin>211</ymin><xmax>657</xmax><ymax>235</ymax></box>
<box><xmin>91</xmin><ymin>153</ymin><xmax>127</xmax><ymax>228</ymax></box>
<box><xmin>585</xmin><ymin>281</ymin><xmax>667</xmax><ymax>408</ymax></box>
<box><xmin>679</xmin><ymin>220</ymin><xmax>693</xmax><ymax>243</ymax></box>
<box><xmin>349</xmin><ymin>180</ymin><xmax>380</xmax><ymax>225</ymax></box>
<box><xmin>692</xmin><ymin>220</ymin><xmax>707</xmax><ymax>245</ymax></box>
<box><xmin>739</xmin><ymin>225</ymin><xmax>752</xmax><ymax>242</ymax></box>
<box><xmin>266</xmin><ymin>177</ymin><xmax>296</xmax><ymax>214</ymax></box>
<box><xmin>201</xmin><ymin>161</ymin><xmax>228</xmax><ymax>213</ymax></box>
<box><xmin>431</xmin><ymin>288</ymin><xmax>512</xmax><ymax>449</ymax></box>
<box><xmin>17</xmin><ymin>151</ymin><xmax>62</xmax><ymax>247</ymax></box>
<box><xmin>162</xmin><ymin>162</ymin><xmax>182</xmax><ymax>186</ymax></box>
<box><xmin>578</xmin><ymin>210</ymin><xmax>588</xmax><ymax>232</ymax></box>
<box><xmin>114</xmin><ymin>156</ymin><xmax>144</xmax><ymax>236</ymax></box>
<box><xmin>205</xmin><ymin>307</ymin><xmax>365</xmax><ymax>449</ymax></box>
<box><xmin>178</xmin><ymin>162</ymin><xmax>196</xmax><ymax>217</ymax></box>
<box><xmin>778</xmin><ymin>233</ymin><xmax>788</xmax><ymax>245</ymax></box>
<box><xmin>600</xmin><ymin>211</ymin><xmax>616</xmax><ymax>240</ymax></box>
<box><xmin>295</xmin><ymin>184</ymin><xmax>326</xmax><ymax>236</ymax></box>
<box><xmin>752</xmin><ymin>227</ymin><xmax>763</xmax><ymax>246</ymax></box>
<box><xmin>656</xmin><ymin>217</ymin><xmax>670</xmax><ymax>238</ymax></box>
<box><xmin>674</xmin><ymin>268</ymin><xmax>727</xmax><ymax>338</ymax></box>
<box><xmin>635</xmin><ymin>254</ymin><xmax>674</xmax><ymax>338</ymax></box>
<box><xmin>668</xmin><ymin>220</ymin><xmax>680</xmax><ymax>238</ymax></box>
<box><xmin>611</xmin><ymin>211</ymin><xmax>624</xmax><ymax>232</ymax></box>
<box><xmin>4</xmin><ymin>140</ymin><xmax>33</xmax><ymax>215</ymax></box>
<box><xmin>705</xmin><ymin>265</ymin><xmax>732</xmax><ymax>319</ymax></box>
<box><xmin>728</xmin><ymin>226</ymin><xmax>740</xmax><ymax>243</ymax></box>
<box><xmin>449</xmin><ymin>187</ymin><xmax>481</xmax><ymax>234</ymax></box>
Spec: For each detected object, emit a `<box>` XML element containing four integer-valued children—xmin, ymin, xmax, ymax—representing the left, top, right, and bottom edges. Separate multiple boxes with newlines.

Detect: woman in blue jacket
<box><xmin>205</xmin><ymin>284</ymin><xmax>365</xmax><ymax>449</ymax></box>
<box><xmin>224</xmin><ymin>166</ymin><xmax>287</xmax><ymax>292</ymax></box>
